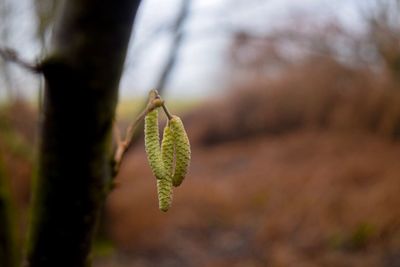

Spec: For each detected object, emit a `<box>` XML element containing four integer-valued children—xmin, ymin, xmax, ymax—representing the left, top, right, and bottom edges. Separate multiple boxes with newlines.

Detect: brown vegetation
<box><xmin>3</xmin><ymin>57</ymin><xmax>400</xmax><ymax>267</ymax></box>
<box><xmin>102</xmin><ymin>58</ymin><xmax>400</xmax><ymax>266</ymax></box>
<box><xmin>187</xmin><ymin>58</ymin><xmax>400</xmax><ymax>145</ymax></box>
<box><xmin>0</xmin><ymin>100</ymin><xmax>34</xmax><ymax>239</ymax></box>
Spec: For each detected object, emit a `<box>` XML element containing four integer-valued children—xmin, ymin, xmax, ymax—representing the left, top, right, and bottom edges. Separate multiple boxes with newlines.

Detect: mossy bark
<box><xmin>24</xmin><ymin>1</ymin><xmax>141</xmax><ymax>267</ymax></box>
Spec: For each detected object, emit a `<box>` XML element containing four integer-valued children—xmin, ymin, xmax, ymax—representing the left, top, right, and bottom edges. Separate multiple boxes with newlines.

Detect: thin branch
<box><xmin>0</xmin><ymin>47</ymin><xmax>42</xmax><ymax>73</ymax></box>
<box><xmin>112</xmin><ymin>89</ymin><xmax>164</xmax><ymax>176</ymax></box>
<box><xmin>113</xmin><ymin>121</ymin><xmax>122</xmax><ymax>145</ymax></box>
<box><xmin>161</xmin><ymin>102</ymin><xmax>173</xmax><ymax>120</ymax></box>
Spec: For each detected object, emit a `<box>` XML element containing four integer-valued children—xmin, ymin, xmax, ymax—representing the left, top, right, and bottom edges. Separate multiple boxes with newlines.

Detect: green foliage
<box><xmin>349</xmin><ymin>223</ymin><xmax>375</xmax><ymax>250</ymax></box>
<box><xmin>329</xmin><ymin>223</ymin><xmax>376</xmax><ymax>251</ymax></box>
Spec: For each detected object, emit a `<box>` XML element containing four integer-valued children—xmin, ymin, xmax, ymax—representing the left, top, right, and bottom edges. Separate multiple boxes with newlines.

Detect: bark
<box><xmin>24</xmin><ymin>1</ymin><xmax>141</xmax><ymax>267</ymax></box>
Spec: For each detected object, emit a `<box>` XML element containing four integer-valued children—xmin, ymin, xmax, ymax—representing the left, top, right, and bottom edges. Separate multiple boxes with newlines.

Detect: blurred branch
<box><xmin>0</xmin><ymin>0</ymin><xmax>15</xmax><ymax>101</ymax></box>
<box><xmin>359</xmin><ymin>0</ymin><xmax>400</xmax><ymax>82</ymax></box>
<box><xmin>0</xmin><ymin>58</ymin><xmax>14</xmax><ymax>101</ymax></box>
<box><xmin>155</xmin><ymin>0</ymin><xmax>191</xmax><ymax>92</ymax></box>
<box><xmin>34</xmin><ymin>0</ymin><xmax>59</xmax><ymax>49</ymax></box>
<box><xmin>129</xmin><ymin>24</ymin><xmax>173</xmax><ymax>60</ymax></box>
<box><xmin>0</xmin><ymin>47</ymin><xmax>42</xmax><ymax>73</ymax></box>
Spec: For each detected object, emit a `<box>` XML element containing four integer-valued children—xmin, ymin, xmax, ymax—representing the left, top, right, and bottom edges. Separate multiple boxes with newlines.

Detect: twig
<box><xmin>112</xmin><ymin>89</ymin><xmax>164</xmax><ymax>176</ymax></box>
<box><xmin>162</xmin><ymin>102</ymin><xmax>173</xmax><ymax>120</ymax></box>
<box><xmin>0</xmin><ymin>47</ymin><xmax>42</xmax><ymax>73</ymax></box>
<box><xmin>113</xmin><ymin>121</ymin><xmax>122</xmax><ymax>145</ymax></box>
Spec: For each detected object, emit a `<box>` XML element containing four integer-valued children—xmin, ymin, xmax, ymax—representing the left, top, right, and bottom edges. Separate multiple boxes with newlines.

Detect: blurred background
<box><xmin>1</xmin><ymin>0</ymin><xmax>400</xmax><ymax>266</ymax></box>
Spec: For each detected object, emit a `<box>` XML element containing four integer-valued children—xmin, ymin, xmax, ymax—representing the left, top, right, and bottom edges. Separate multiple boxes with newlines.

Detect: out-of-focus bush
<box><xmin>0</xmin><ymin>99</ymin><xmax>35</xmax><ymax>237</ymax></box>
<box><xmin>187</xmin><ymin>57</ymin><xmax>400</xmax><ymax>145</ymax></box>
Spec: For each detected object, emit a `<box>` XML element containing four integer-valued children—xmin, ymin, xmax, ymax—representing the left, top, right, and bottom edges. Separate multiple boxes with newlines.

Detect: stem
<box><xmin>113</xmin><ymin>90</ymin><xmax>163</xmax><ymax>176</ymax></box>
<box><xmin>161</xmin><ymin>102</ymin><xmax>173</xmax><ymax>120</ymax></box>
<box><xmin>112</xmin><ymin>89</ymin><xmax>176</xmax><ymax>177</ymax></box>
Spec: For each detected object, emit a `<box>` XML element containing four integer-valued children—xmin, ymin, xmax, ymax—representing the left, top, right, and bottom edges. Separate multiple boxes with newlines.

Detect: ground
<box><xmin>100</xmin><ymin>129</ymin><xmax>400</xmax><ymax>267</ymax></box>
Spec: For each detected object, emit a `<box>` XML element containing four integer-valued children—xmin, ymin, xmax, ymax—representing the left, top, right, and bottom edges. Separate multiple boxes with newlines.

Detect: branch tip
<box><xmin>112</xmin><ymin>89</ymin><xmax>168</xmax><ymax>177</ymax></box>
<box><xmin>0</xmin><ymin>47</ymin><xmax>42</xmax><ymax>73</ymax></box>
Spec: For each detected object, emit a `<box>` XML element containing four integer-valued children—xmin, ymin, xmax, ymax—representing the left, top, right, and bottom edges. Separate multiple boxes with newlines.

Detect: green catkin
<box><xmin>144</xmin><ymin>109</ymin><xmax>165</xmax><ymax>180</ymax></box>
<box><xmin>157</xmin><ymin>125</ymin><xmax>174</xmax><ymax>211</ymax></box>
<box><xmin>157</xmin><ymin>177</ymin><xmax>172</xmax><ymax>212</ymax></box>
<box><xmin>169</xmin><ymin>115</ymin><xmax>191</xmax><ymax>187</ymax></box>
<box><xmin>144</xmin><ymin>105</ymin><xmax>191</xmax><ymax>211</ymax></box>
<box><xmin>161</xmin><ymin>125</ymin><xmax>175</xmax><ymax>175</ymax></box>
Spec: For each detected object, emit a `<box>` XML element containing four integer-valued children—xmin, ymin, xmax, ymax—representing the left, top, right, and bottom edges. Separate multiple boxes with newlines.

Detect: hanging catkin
<box><xmin>161</xmin><ymin>125</ymin><xmax>175</xmax><ymax>175</ymax></box>
<box><xmin>157</xmin><ymin>125</ymin><xmax>174</xmax><ymax>211</ymax></box>
<box><xmin>143</xmin><ymin>99</ymin><xmax>191</xmax><ymax>211</ymax></box>
<box><xmin>169</xmin><ymin>115</ymin><xmax>191</xmax><ymax>187</ymax></box>
<box><xmin>156</xmin><ymin>176</ymin><xmax>172</xmax><ymax>212</ymax></box>
<box><xmin>144</xmin><ymin>109</ymin><xmax>165</xmax><ymax>180</ymax></box>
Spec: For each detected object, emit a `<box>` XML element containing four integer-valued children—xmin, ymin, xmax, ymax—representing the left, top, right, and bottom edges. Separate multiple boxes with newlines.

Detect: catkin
<box><xmin>144</xmin><ymin>106</ymin><xmax>191</xmax><ymax>211</ymax></box>
<box><xmin>157</xmin><ymin>176</ymin><xmax>173</xmax><ymax>212</ymax></box>
<box><xmin>144</xmin><ymin>109</ymin><xmax>165</xmax><ymax>180</ymax></box>
<box><xmin>161</xmin><ymin>125</ymin><xmax>175</xmax><ymax>175</ymax></box>
<box><xmin>156</xmin><ymin>125</ymin><xmax>175</xmax><ymax>211</ymax></box>
<box><xmin>169</xmin><ymin>115</ymin><xmax>191</xmax><ymax>187</ymax></box>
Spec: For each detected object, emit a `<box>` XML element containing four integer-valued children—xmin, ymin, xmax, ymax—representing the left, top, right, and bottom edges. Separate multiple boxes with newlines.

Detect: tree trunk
<box><xmin>24</xmin><ymin>1</ymin><xmax>141</xmax><ymax>266</ymax></box>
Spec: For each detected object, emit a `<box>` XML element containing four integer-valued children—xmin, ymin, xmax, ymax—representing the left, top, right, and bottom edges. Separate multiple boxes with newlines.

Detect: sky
<box><xmin>120</xmin><ymin>0</ymin><xmax>363</xmax><ymax>99</ymax></box>
<box><xmin>0</xmin><ymin>0</ymin><xmax>364</xmax><ymax>100</ymax></box>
